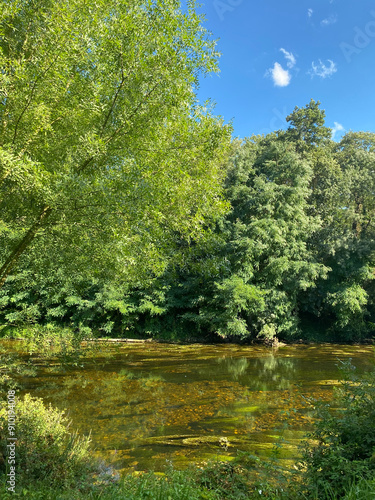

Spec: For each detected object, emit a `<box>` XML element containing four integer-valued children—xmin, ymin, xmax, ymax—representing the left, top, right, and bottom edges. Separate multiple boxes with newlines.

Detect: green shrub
<box><xmin>0</xmin><ymin>394</ymin><xmax>97</xmax><ymax>488</ymax></box>
<box><xmin>12</xmin><ymin>324</ymin><xmax>88</xmax><ymax>360</ymax></box>
<box><xmin>196</xmin><ymin>459</ymin><xmax>252</xmax><ymax>498</ymax></box>
<box><xmin>299</xmin><ymin>360</ymin><xmax>375</xmax><ymax>499</ymax></box>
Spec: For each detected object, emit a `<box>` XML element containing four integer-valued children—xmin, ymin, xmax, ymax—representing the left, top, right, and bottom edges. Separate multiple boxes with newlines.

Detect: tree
<box><xmin>0</xmin><ymin>0</ymin><xmax>231</xmax><ymax>289</ymax></box>
<box><xmin>285</xmin><ymin>99</ymin><xmax>332</xmax><ymax>153</ymax></box>
<box><xmin>298</xmin><ymin>128</ymin><xmax>375</xmax><ymax>339</ymax></box>
<box><xmin>216</xmin><ymin>138</ymin><xmax>327</xmax><ymax>340</ymax></box>
<box><xmin>147</xmin><ymin>136</ymin><xmax>328</xmax><ymax>342</ymax></box>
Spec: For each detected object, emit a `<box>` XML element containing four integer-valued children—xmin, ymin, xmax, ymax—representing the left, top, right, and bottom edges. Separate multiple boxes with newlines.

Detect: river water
<box><xmin>6</xmin><ymin>342</ymin><xmax>375</xmax><ymax>473</ymax></box>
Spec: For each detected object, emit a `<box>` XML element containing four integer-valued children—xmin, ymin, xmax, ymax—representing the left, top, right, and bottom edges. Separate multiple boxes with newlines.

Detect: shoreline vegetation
<box><xmin>2</xmin><ymin>331</ymin><xmax>375</xmax><ymax>346</ymax></box>
<box><xmin>2</xmin><ymin>336</ymin><xmax>375</xmax><ymax>348</ymax></box>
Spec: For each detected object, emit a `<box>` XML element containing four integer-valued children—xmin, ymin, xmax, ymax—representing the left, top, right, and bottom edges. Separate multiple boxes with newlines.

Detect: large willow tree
<box><xmin>0</xmin><ymin>0</ymin><xmax>231</xmax><ymax>288</ymax></box>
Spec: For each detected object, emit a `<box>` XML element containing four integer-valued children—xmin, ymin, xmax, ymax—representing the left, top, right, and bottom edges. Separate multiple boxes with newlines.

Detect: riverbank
<box><xmin>2</xmin><ymin>324</ymin><xmax>375</xmax><ymax>346</ymax></box>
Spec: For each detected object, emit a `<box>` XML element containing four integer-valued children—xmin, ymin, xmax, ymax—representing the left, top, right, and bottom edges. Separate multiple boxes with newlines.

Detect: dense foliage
<box><xmin>0</xmin><ymin>1</ymin><xmax>374</xmax><ymax>343</ymax></box>
<box><xmin>299</xmin><ymin>361</ymin><xmax>375</xmax><ymax>499</ymax></box>
<box><xmin>1</xmin><ymin>98</ymin><xmax>375</xmax><ymax>342</ymax></box>
<box><xmin>0</xmin><ymin>0</ymin><xmax>231</xmax><ymax>290</ymax></box>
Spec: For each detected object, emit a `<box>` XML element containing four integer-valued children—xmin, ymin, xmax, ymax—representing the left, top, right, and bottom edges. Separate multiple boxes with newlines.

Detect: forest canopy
<box><xmin>1</xmin><ymin>2</ymin><xmax>375</xmax><ymax>343</ymax></box>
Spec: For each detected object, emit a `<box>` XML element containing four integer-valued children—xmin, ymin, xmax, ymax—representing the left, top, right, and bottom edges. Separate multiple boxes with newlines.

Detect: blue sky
<box><xmin>194</xmin><ymin>0</ymin><xmax>375</xmax><ymax>140</ymax></box>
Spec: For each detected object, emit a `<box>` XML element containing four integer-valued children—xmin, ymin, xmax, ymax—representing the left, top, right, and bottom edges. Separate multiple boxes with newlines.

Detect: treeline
<box><xmin>2</xmin><ymin>100</ymin><xmax>375</xmax><ymax>343</ymax></box>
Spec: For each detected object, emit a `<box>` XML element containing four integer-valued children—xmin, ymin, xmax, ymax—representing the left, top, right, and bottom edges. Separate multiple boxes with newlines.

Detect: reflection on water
<box><xmin>217</xmin><ymin>354</ymin><xmax>297</xmax><ymax>390</ymax></box>
<box><xmin>3</xmin><ymin>342</ymin><xmax>374</xmax><ymax>473</ymax></box>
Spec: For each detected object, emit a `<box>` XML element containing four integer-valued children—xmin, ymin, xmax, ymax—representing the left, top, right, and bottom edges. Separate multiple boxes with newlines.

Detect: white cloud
<box><xmin>308</xmin><ymin>8</ymin><xmax>313</xmax><ymax>18</ymax></box>
<box><xmin>308</xmin><ymin>59</ymin><xmax>337</xmax><ymax>78</ymax></box>
<box><xmin>321</xmin><ymin>14</ymin><xmax>338</xmax><ymax>26</ymax></box>
<box><xmin>265</xmin><ymin>48</ymin><xmax>296</xmax><ymax>87</ymax></box>
<box><xmin>280</xmin><ymin>48</ymin><xmax>296</xmax><ymax>69</ymax></box>
<box><xmin>331</xmin><ymin>122</ymin><xmax>345</xmax><ymax>140</ymax></box>
<box><xmin>267</xmin><ymin>62</ymin><xmax>291</xmax><ymax>87</ymax></box>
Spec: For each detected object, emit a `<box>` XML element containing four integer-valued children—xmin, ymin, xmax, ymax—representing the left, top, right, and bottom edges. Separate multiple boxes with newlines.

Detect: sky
<box><xmin>193</xmin><ymin>0</ymin><xmax>375</xmax><ymax>141</ymax></box>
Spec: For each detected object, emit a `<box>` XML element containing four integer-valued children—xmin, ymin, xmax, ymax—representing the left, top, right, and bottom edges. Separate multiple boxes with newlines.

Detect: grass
<box><xmin>2</xmin><ymin>466</ymin><xmax>375</xmax><ymax>499</ymax></box>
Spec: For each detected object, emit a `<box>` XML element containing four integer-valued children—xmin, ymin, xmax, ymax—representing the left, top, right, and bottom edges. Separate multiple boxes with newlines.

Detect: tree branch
<box><xmin>76</xmin><ymin>79</ymin><xmax>161</xmax><ymax>173</ymax></box>
<box><xmin>100</xmin><ymin>53</ymin><xmax>126</xmax><ymax>137</ymax></box>
<box><xmin>11</xmin><ymin>54</ymin><xmax>60</xmax><ymax>146</ymax></box>
<box><xmin>0</xmin><ymin>205</ymin><xmax>52</xmax><ymax>288</ymax></box>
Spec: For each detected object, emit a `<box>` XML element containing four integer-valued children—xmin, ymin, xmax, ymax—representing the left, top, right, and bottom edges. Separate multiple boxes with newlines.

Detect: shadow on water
<box><xmin>2</xmin><ymin>341</ymin><xmax>374</xmax><ymax>473</ymax></box>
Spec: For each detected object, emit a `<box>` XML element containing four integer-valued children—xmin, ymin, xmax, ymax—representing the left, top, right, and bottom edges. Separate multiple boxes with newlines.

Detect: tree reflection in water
<box><xmin>6</xmin><ymin>342</ymin><xmax>373</xmax><ymax>472</ymax></box>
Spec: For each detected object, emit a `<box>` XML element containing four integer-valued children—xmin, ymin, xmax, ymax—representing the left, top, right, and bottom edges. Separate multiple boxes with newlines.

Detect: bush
<box><xmin>299</xmin><ymin>360</ymin><xmax>375</xmax><ymax>499</ymax></box>
<box><xmin>0</xmin><ymin>394</ymin><xmax>97</xmax><ymax>488</ymax></box>
<box><xmin>196</xmin><ymin>458</ymin><xmax>252</xmax><ymax>498</ymax></box>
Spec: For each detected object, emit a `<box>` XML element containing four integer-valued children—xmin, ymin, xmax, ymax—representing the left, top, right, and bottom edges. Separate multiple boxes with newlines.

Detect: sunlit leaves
<box><xmin>0</xmin><ymin>0</ymin><xmax>231</xmax><ymax>288</ymax></box>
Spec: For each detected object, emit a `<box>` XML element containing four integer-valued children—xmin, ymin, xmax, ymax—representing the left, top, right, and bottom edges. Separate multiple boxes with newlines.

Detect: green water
<box><xmin>7</xmin><ymin>342</ymin><xmax>375</xmax><ymax>473</ymax></box>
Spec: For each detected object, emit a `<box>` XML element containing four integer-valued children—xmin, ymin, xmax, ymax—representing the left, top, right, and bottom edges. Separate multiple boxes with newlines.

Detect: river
<box><xmin>4</xmin><ymin>341</ymin><xmax>375</xmax><ymax>473</ymax></box>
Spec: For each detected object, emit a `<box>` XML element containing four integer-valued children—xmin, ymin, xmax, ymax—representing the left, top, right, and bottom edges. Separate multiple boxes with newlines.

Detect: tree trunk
<box><xmin>0</xmin><ymin>206</ymin><xmax>52</xmax><ymax>289</ymax></box>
